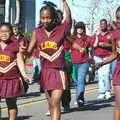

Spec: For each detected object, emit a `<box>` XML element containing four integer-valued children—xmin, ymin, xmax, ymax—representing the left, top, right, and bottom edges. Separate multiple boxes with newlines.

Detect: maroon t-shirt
<box><xmin>35</xmin><ymin>20</ymin><xmax>71</xmax><ymax>68</ymax></box>
<box><xmin>0</xmin><ymin>40</ymin><xmax>21</xmax><ymax>80</ymax></box>
<box><xmin>94</xmin><ymin>31</ymin><xmax>112</xmax><ymax>57</ymax></box>
<box><xmin>71</xmin><ymin>35</ymin><xmax>94</xmax><ymax>64</ymax></box>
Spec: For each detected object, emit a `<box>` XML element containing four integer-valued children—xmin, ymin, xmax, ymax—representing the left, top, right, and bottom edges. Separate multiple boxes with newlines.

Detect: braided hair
<box><xmin>40</xmin><ymin>1</ymin><xmax>58</xmax><ymax>31</ymax></box>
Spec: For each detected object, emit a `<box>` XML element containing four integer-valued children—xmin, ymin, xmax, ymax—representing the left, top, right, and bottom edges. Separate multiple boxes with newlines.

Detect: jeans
<box><xmin>75</xmin><ymin>62</ymin><xmax>89</xmax><ymax>101</ymax></box>
<box><xmin>32</xmin><ymin>58</ymin><xmax>41</xmax><ymax>82</ymax></box>
<box><xmin>32</xmin><ymin>58</ymin><xmax>41</xmax><ymax>71</ymax></box>
<box><xmin>94</xmin><ymin>56</ymin><xmax>111</xmax><ymax>94</ymax></box>
<box><xmin>110</xmin><ymin>60</ymin><xmax>117</xmax><ymax>75</ymax></box>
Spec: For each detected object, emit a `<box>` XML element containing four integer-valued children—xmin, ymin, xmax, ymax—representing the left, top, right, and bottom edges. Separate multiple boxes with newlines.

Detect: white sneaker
<box><xmin>97</xmin><ymin>94</ymin><xmax>105</xmax><ymax>99</ymax></box>
<box><xmin>105</xmin><ymin>91</ymin><xmax>111</xmax><ymax>100</ymax></box>
<box><xmin>45</xmin><ymin>110</ymin><xmax>50</xmax><ymax>116</ymax></box>
<box><xmin>45</xmin><ymin>109</ymin><xmax>64</xmax><ymax>116</ymax></box>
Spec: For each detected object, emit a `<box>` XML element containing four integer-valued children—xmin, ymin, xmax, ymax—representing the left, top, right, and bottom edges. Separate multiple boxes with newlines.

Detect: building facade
<box><xmin>0</xmin><ymin>0</ymin><xmax>37</xmax><ymax>33</ymax></box>
<box><xmin>0</xmin><ymin>0</ymin><xmax>5</xmax><ymax>25</ymax></box>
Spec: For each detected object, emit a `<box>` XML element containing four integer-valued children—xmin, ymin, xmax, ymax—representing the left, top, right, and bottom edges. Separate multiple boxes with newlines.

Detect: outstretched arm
<box><xmin>95</xmin><ymin>52</ymin><xmax>117</xmax><ymax>68</ymax></box>
<box><xmin>62</xmin><ymin>0</ymin><xmax>72</xmax><ymax>23</ymax></box>
<box><xmin>19</xmin><ymin>31</ymin><xmax>36</xmax><ymax>57</ymax></box>
<box><xmin>27</xmin><ymin>31</ymin><xmax>36</xmax><ymax>55</ymax></box>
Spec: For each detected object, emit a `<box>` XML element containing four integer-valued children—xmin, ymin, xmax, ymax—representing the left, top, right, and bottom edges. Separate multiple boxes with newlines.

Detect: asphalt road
<box><xmin>1</xmin><ymin>82</ymin><xmax>115</xmax><ymax>120</ymax></box>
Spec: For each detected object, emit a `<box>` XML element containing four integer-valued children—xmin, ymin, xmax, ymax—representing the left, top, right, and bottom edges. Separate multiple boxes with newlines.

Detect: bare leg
<box><xmin>50</xmin><ymin>89</ymin><xmax>63</xmax><ymax>120</ymax></box>
<box><xmin>8</xmin><ymin>109</ymin><xmax>17</xmax><ymax>120</ymax></box>
<box><xmin>114</xmin><ymin>86</ymin><xmax>120</xmax><ymax>120</ymax></box>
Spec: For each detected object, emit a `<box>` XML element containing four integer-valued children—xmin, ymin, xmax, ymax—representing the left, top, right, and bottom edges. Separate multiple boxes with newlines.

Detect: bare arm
<box><xmin>27</xmin><ymin>31</ymin><xmax>36</xmax><ymax>55</ymax></box>
<box><xmin>108</xmin><ymin>20</ymin><xmax>117</xmax><ymax>30</ymax></box>
<box><xmin>65</xmin><ymin>35</ymin><xmax>86</xmax><ymax>53</ymax></box>
<box><xmin>98</xmin><ymin>33</ymin><xmax>113</xmax><ymax>48</ymax></box>
<box><xmin>62</xmin><ymin>0</ymin><xmax>72</xmax><ymax>23</ymax></box>
<box><xmin>93</xmin><ymin>30</ymin><xmax>112</xmax><ymax>48</ymax></box>
<box><xmin>72</xmin><ymin>42</ymin><xmax>86</xmax><ymax>53</ymax></box>
<box><xmin>17</xmin><ymin>52</ymin><xmax>32</xmax><ymax>83</ymax></box>
<box><xmin>93</xmin><ymin>29</ymin><xmax>101</xmax><ymax>48</ymax></box>
<box><xmin>102</xmin><ymin>52</ymin><xmax>117</xmax><ymax>65</ymax></box>
<box><xmin>95</xmin><ymin>39</ymin><xmax>117</xmax><ymax>67</ymax></box>
<box><xmin>95</xmin><ymin>52</ymin><xmax>117</xmax><ymax>68</ymax></box>
<box><xmin>98</xmin><ymin>42</ymin><xmax>112</xmax><ymax>48</ymax></box>
<box><xmin>93</xmin><ymin>35</ymin><xmax>99</xmax><ymax>47</ymax></box>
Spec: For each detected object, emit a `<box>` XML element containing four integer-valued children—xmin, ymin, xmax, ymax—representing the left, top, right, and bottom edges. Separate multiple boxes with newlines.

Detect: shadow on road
<box><xmin>62</xmin><ymin>96</ymin><xmax>114</xmax><ymax>114</ymax></box>
<box><xmin>16</xmin><ymin>92</ymin><xmax>43</xmax><ymax>101</ymax></box>
<box><xmin>2</xmin><ymin>115</ymin><xmax>32</xmax><ymax>120</ymax></box>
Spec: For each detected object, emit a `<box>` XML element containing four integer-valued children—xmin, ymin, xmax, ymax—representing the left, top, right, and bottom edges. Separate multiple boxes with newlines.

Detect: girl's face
<box><xmin>40</xmin><ymin>9</ymin><xmax>53</xmax><ymax>28</ymax></box>
<box><xmin>0</xmin><ymin>26</ymin><xmax>11</xmax><ymax>41</ymax></box>
<box><xmin>116</xmin><ymin>11</ymin><xmax>120</xmax><ymax>23</ymax></box>
<box><xmin>12</xmin><ymin>26</ymin><xmax>19</xmax><ymax>36</ymax></box>
<box><xmin>77</xmin><ymin>28</ymin><xmax>84</xmax><ymax>34</ymax></box>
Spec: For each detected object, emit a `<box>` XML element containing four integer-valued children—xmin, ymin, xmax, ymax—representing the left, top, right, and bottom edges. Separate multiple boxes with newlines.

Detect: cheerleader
<box><xmin>0</xmin><ymin>23</ymin><xmax>31</xmax><ymax>120</ymax></box>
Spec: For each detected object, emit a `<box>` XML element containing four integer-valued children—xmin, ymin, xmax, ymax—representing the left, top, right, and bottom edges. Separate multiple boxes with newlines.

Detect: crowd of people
<box><xmin>0</xmin><ymin>0</ymin><xmax>120</xmax><ymax>120</ymax></box>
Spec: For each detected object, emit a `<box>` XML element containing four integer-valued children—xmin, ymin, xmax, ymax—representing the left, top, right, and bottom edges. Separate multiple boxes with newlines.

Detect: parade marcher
<box><xmin>0</xmin><ymin>23</ymin><xmax>31</xmax><ymax>120</ymax></box>
<box><xmin>25</xmin><ymin>0</ymin><xmax>84</xmax><ymax>119</ymax></box>
<box><xmin>45</xmin><ymin>9</ymin><xmax>72</xmax><ymax>116</ymax></box>
<box><xmin>26</xmin><ymin>1</ymin><xmax>72</xmax><ymax>120</ymax></box>
<box><xmin>11</xmin><ymin>24</ymin><xmax>30</xmax><ymax>49</ymax></box>
<box><xmin>93</xmin><ymin>19</ymin><xmax>113</xmax><ymax>100</ymax></box>
<box><xmin>71</xmin><ymin>22</ymin><xmax>94</xmax><ymax>108</ymax></box>
<box><xmin>95</xmin><ymin>6</ymin><xmax>120</xmax><ymax>120</ymax></box>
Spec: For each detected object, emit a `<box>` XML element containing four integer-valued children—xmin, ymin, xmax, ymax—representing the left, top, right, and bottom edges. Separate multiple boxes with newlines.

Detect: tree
<box><xmin>5</xmin><ymin>0</ymin><xmax>10</xmax><ymax>22</ymax></box>
<box><xmin>89</xmin><ymin>0</ymin><xmax>100</xmax><ymax>34</ymax></box>
<box><xmin>71</xmin><ymin>0</ymin><xmax>120</xmax><ymax>34</ymax></box>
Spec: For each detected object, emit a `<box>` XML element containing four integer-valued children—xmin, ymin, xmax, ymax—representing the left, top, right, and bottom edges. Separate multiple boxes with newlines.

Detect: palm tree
<box><xmin>5</xmin><ymin>0</ymin><xmax>10</xmax><ymax>22</ymax></box>
<box><xmin>15</xmin><ymin>0</ymin><xmax>20</xmax><ymax>24</ymax></box>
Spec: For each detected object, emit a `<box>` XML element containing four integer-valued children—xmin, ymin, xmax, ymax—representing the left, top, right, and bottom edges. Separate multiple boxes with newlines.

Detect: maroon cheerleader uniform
<box><xmin>112</xmin><ymin>29</ymin><xmax>120</xmax><ymax>85</ymax></box>
<box><xmin>0</xmin><ymin>40</ymin><xmax>26</xmax><ymax>98</ymax></box>
<box><xmin>10</xmin><ymin>35</ymin><xmax>30</xmax><ymax>47</ymax></box>
<box><xmin>35</xmin><ymin>20</ymin><xmax>71</xmax><ymax>90</ymax></box>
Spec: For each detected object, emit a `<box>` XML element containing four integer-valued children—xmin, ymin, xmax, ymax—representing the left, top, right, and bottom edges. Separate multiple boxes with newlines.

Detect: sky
<box><xmin>35</xmin><ymin>0</ymin><xmax>91</xmax><ymax>26</ymax></box>
<box><xmin>35</xmin><ymin>0</ymin><xmax>120</xmax><ymax>34</ymax></box>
